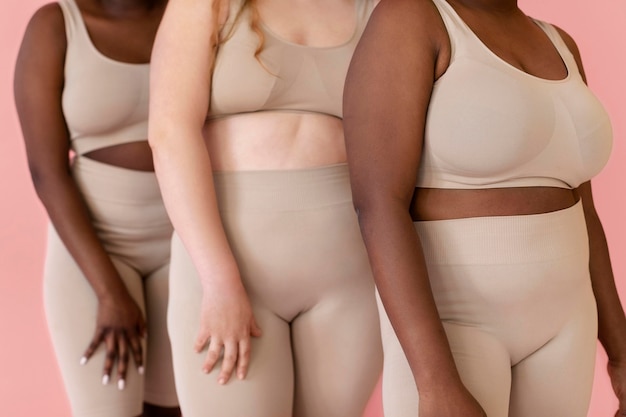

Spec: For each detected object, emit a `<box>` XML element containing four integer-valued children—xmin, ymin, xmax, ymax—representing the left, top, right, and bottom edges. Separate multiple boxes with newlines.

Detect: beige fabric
<box><xmin>167</xmin><ymin>164</ymin><xmax>383</xmax><ymax>417</ymax></box>
<box><xmin>416</xmin><ymin>0</ymin><xmax>612</xmax><ymax>190</ymax></box>
<box><xmin>43</xmin><ymin>157</ymin><xmax>178</xmax><ymax>416</ymax></box>
<box><xmin>208</xmin><ymin>0</ymin><xmax>377</xmax><ymax>119</ymax></box>
<box><xmin>379</xmin><ymin>201</ymin><xmax>598</xmax><ymax>417</ymax></box>
<box><xmin>59</xmin><ymin>0</ymin><xmax>150</xmax><ymax>156</ymax></box>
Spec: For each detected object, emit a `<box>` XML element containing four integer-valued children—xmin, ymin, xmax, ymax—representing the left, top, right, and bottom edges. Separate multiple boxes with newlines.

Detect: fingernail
<box><xmin>202</xmin><ymin>368</ymin><xmax>209</xmax><ymax>374</ymax></box>
<box><xmin>102</xmin><ymin>375</ymin><xmax>109</xmax><ymax>385</ymax></box>
<box><xmin>118</xmin><ymin>379</ymin><xmax>125</xmax><ymax>390</ymax></box>
<box><xmin>79</xmin><ymin>357</ymin><xmax>87</xmax><ymax>366</ymax></box>
<box><xmin>138</xmin><ymin>366</ymin><xmax>145</xmax><ymax>375</ymax></box>
<box><xmin>218</xmin><ymin>378</ymin><xmax>225</xmax><ymax>385</ymax></box>
<box><xmin>238</xmin><ymin>372</ymin><xmax>244</xmax><ymax>380</ymax></box>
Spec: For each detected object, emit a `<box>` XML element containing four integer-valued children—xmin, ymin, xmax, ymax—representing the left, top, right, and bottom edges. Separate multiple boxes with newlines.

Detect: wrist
<box><xmin>95</xmin><ymin>284</ymin><xmax>132</xmax><ymax>304</ymax></box>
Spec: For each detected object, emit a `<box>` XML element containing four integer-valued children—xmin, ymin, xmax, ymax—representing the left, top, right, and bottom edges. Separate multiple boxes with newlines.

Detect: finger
<box><xmin>116</xmin><ymin>332</ymin><xmax>129</xmax><ymax>390</ymax></box>
<box><xmin>81</xmin><ymin>328</ymin><xmax>105</xmax><ymax>364</ymax></box>
<box><xmin>250</xmin><ymin>317</ymin><xmax>262</xmax><ymax>338</ymax></box>
<box><xmin>128</xmin><ymin>331</ymin><xmax>144</xmax><ymax>375</ymax></box>
<box><xmin>102</xmin><ymin>331</ymin><xmax>117</xmax><ymax>385</ymax></box>
<box><xmin>137</xmin><ymin>315</ymin><xmax>147</xmax><ymax>338</ymax></box>
<box><xmin>218</xmin><ymin>341</ymin><xmax>238</xmax><ymax>385</ymax></box>
<box><xmin>202</xmin><ymin>337</ymin><xmax>223</xmax><ymax>375</ymax></box>
<box><xmin>236</xmin><ymin>338</ymin><xmax>252</xmax><ymax>380</ymax></box>
<box><xmin>194</xmin><ymin>328</ymin><xmax>210</xmax><ymax>353</ymax></box>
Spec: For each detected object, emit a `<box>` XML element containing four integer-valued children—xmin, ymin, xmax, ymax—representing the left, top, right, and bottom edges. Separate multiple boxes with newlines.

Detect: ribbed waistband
<box><xmin>213</xmin><ymin>163</ymin><xmax>354</xmax><ymax>212</ymax></box>
<box><xmin>415</xmin><ymin>200</ymin><xmax>588</xmax><ymax>265</ymax></box>
<box><xmin>71</xmin><ymin>156</ymin><xmax>162</xmax><ymax>203</ymax></box>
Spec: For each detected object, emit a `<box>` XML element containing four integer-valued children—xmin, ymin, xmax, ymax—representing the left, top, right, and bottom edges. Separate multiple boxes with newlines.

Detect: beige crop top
<box><xmin>59</xmin><ymin>0</ymin><xmax>150</xmax><ymax>156</ymax></box>
<box><xmin>208</xmin><ymin>0</ymin><xmax>377</xmax><ymax>119</ymax></box>
<box><xmin>417</xmin><ymin>0</ymin><xmax>613</xmax><ymax>190</ymax></box>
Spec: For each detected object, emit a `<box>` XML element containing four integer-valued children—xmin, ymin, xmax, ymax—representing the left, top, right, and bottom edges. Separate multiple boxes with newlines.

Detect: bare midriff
<box><xmin>83</xmin><ymin>141</ymin><xmax>154</xmax><ymax>171</ymax></box>
<box><xmin>410</xmin><ymin>186</ymin><xmax>580</xmax><ymax>221</ymax></box>
<box><xmin>203</xmin><ymin>112</ymin><xmax>347</xmax><ymax>171</ymax></box>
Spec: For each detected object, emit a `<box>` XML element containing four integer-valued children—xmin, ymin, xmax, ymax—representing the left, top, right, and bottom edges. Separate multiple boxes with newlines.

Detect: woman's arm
<box><xmin>14</xmin><ymin>4</ymin><xmax>145</xmax><ymax>388</ymax></box>
<box><xmin>557</xmin><ymin>25</ymin><xmax>626</xmax><ymax>415</ymax></box>
<box><xmin>578</xmin><ymin>181</ymin><xmax>626</xmax><ymax>414</ymax></box>
<box><xmin>343</xmin><ymin>0</ymin><xmax>484</xmax><ymax>415</ymax></box>
<box><xmin>149</xmin><ymin>0</ymin><xmax>260</xmax><ymax>384</ymax></box>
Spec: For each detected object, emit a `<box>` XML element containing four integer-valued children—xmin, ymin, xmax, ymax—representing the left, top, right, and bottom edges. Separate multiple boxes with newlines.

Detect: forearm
<box><xmin>357</xmin><ymin>201</ymin><xmax>462</xmax><ymax>391</ymax></box>
<box><xmin>34</xmin><ymin>173</ymin><xmax>130</xmax><ymax>301</ymax></box>
<box><xmin>587</xmin><ymin>212</ymin><xmax>626</xmax><ymax>361</ymax></box>
<box><xmin>150</xmin><ymin>126</ymin><xmax>241</xmax><ymax>290</ymax></box>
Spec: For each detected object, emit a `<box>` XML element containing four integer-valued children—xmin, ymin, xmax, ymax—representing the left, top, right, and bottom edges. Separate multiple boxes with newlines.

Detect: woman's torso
<box><xmin>204</xmin><ymin>0</ymin><xmax>377</xmax><ymax>171</ymax></box>
<box><xmin>60</xmin><ymin>0</ymin><xmax>165</xmax><ymax>171</ymax></box>
<box><xmin>411</xmin><ymin>0</ymin><xmax>612</xmax><ymax>221</ymax></box>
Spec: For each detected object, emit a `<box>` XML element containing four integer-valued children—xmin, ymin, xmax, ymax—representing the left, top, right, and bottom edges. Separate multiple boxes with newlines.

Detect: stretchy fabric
<box><xmin>44</xmin><ymin>157</ymin><xmax>178</xmax><ymax>416</ymax></box>
<box><xmin>59</xmin><ymin>0</ymin><xmax>150</xmax><ymax>156</ymax></box>
<box><xmin>208</xmin><ymin>0</ymin><xmax>377</xmax><ymax>119</ymax></box>
<box><xmin>168</xmin><ymin>164</ymin><xmax>382</xmax><ymax>417</ymax></box>
<box><xmin>417</xmin><ymin>0</ymin><xmax>612</xmax><ymax>190</ymax></box>
<box><xmin>380</xmin><ymin>201</ymin><xmax>598</xmax><ymax>417</ymax></box>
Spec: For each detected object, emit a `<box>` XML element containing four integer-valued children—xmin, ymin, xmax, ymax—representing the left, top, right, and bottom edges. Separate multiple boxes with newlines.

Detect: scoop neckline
<box><xmin>438</xmin><ymin>0</ymin><xmax>571</xmax><ymax>83</ymax></box>
<box><xmin>258</xmin><ymin>0</ymin><xmax>360</xmax><ymax>50</ymax></box>
<box><xmin>70</xmin><ymin>0</ymin><xmax>151</xmax><ymax>67</ymax></box>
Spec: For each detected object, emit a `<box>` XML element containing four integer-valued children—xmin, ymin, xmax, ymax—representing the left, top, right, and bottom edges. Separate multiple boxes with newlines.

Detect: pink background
<box><xmin>1</xmin><ymin>0</ymin><xmax>624</xmax><ymax>415</ymax></box>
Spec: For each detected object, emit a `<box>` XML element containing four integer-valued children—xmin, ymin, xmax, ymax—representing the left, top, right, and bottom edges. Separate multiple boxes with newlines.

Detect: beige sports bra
<box><xmin>59</xmin><ymin>0</ymin><xmax>150</xmax><ymax>156</ymax></box>
<box><xmin>417</xmin><ymin>0</ymin><xmax>613</xmax><ymax>190</ymax></box>
<box><xmin>208</xmin><ymin>0</ymin><xmax>377</xmax><ymax>120</ymax></box>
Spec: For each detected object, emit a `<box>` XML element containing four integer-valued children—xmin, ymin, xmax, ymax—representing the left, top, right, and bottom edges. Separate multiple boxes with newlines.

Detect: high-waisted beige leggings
<box><xmin>168</xmin><ymin>164</ymin><xmax>382</xmax><ymax>417</ymax></box>
<box><xmin>43</xmin><ymin>157</ymin><xmax>178</xmax><ymax>417</ymax></box>
<box><xmin>379</xmin><ymin>200</ymin><xmax>598</xmax><ymax>417</ymax></box>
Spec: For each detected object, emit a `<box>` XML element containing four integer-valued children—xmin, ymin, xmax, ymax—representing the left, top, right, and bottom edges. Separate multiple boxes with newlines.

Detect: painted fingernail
<box><xmin>102</xmin><ymin>375</ymin><xmax>109</xmax><ymax>385</ymax></box>
<box><xmin>118</xmin><ymin>379</ymin><xmax>125</xmax><ymax>390</ymax></box>
<box><xmin>79</xmin><ymin>357</ymin><xmax>87</xmax><ymax>366</ymax></box>
<box><xmin>138</xmin><ymin>366</ymin><xmax>145</xmax><ymax>375</ymax></box>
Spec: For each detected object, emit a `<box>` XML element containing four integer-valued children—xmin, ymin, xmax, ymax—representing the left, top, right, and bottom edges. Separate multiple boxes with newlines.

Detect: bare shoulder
<box><xmin>362</xmin><ymin>0</ymin><xmax>449</xmax><ymax>77</ymax></box>
<box><xmin>369</xmin><ymin>0</ymin><xmax>446</xmax><ymax>35</ymax></box>
<box><xmin>20</xmin><ymin>2</ymin><xmax>67</xmax><ymax>55</ymax></box>
<box><xmin>364</xmin><ymin>0</ymin><xmax>449</xmax><ymax>54</ymax></box>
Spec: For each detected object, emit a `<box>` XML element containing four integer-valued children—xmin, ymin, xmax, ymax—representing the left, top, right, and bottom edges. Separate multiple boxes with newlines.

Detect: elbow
<box><xmin>28</xmin><ymin>163</ymin><xmax>69</xmax><ymax>202</ymax></box>
<box><xmin>351</xmin><ymin>192</ymin><xmax>383</xmax><ymax>228</ymax></box>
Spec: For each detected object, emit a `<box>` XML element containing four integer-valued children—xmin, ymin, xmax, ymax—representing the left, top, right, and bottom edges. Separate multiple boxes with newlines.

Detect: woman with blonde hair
<box><xmin>148</xmin><ymin>0</ymin><xmax>382</xmax><ymax>415</ymax></box>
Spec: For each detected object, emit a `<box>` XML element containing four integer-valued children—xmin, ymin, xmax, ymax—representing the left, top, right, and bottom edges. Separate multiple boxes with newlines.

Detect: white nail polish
<box><xmin>138</xmin><ymin>366</ymin><xmax>145</xmax><ymax>375</ymax></box>
<box><xmin>102</xmin><ymin>375</ymin><xmax>109</xmax><ymax>385</ymax></box>
<box><xmin>118</xmin><ymin>379</ymin><xmax>125</xmax><ymax>390</ymax></box>
<box><xmin>79</xmin><ymin>357</ymin><xmax>87</xmax><ymax>366</ymax></box>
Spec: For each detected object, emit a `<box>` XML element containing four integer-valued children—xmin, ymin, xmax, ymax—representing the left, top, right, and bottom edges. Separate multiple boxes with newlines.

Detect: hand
<box><xmin>81</xmin><ymin>294</ymin><xmax>146</xmax><ymax>390</ymax></box>
<box><xmin>419</xmin><ymin>383</ymin><xmax>487</xmax><ymax>417</ymax></box>
<box><xmin>194</xmin><ymin>282</ymin><xmax>262</xmax><ymax>385</ymax></box>
<box><xmin>608</xmin><ymin>360</ymin><xmax>626</xmax><ymax>417</ymax></box>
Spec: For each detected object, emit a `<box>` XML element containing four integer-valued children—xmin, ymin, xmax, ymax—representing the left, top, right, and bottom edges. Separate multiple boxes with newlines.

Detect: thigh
<box><xmin>168</xmin><ymin>234</ymin><xmax>294</xmax><ymax>417</ymax></box>
<box><xmin>444</xmin><ymin>322</ymin><xmax>512</xmax><ymax>417</ymax></box>
<box><xmin>509</xmin><ymin>288</ymin><xmax>597</xmax><ymax>417</ymax></box>
<box><xmin>291</xmin><ymin>284</ymin><xmax>382</xmax><ymax>417</ymax></box>
<box><xmin>43</xmin><ymin>226</ymin><xmax>146</xmax><ymax>417</ymax></box>
<box><xmin>143</xmin><ymin>263</ymin><xmax>178</xmax><ymax>408</ymax></box>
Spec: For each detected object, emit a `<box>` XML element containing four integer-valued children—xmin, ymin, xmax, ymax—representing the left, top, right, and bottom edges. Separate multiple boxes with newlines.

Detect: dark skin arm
<box><xmin>343</xmin><ymin>0</ymin><xmax>485</xmax><ymax>415</ymax></box>
<box><xmin>556</xmin><ymin>26</ymin><xmax>626</xmax><ymax>416</ymax></box>
<box><xmin>14</xmin><ymin>3</ymin><xmax>145</xmax><ymax>388</ymax></box>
